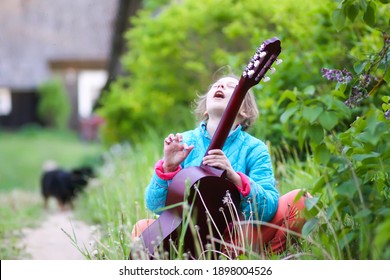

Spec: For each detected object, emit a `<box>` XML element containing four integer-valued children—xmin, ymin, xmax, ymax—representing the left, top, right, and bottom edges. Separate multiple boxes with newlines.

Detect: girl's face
<box><xmin>205</xmin><ymin>77</ymin><xmax>238</xmax><ymax>117</ymax></box>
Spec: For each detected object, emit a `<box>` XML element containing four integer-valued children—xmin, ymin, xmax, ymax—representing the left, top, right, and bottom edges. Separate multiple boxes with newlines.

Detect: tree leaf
<box><xmin>302</xmin><ymin>217</ymin><xmax>319</xmax><ymax>237</ymax></box>
<box><xmin>304</xmin><ymin>196</ymin><xmax>320</xmax><ymax>211</ymax></box>
<box><xmin>354</xmin><ymin>209</ymin><xmax>372</xmax><ymax>219</ymax></box>
<box><xmin>302</xmin><ymin>106</ymin><xmax>324</xmax><ymax>123</ymax></box>
<box><xmin>312</xmin><ymin>175</ymin><xmax>326</xmax><ymax>194</ymax></box>
<box><xmin>318</xmin><ymin>111</ymin><xmax>339</xmax><ymax>130</ymax></box>
<box><xmin>329</xmin><ymin>99</ymin><xmax>351</xmax><ymax>118</ymax></box>
<box><xmin>303</xmin><ymin>85</ymin><xmax>316</xmax><ymax>95</ymax></box>
<box><xmin>314</xmin><ymin>143</ymin><xmax>331</xmax><ymax>164</ymax></box>
<box><xmin>280</xmin><ymin>105</ymin><xmax>299</xmax><ymax>124</ymax></box>
<box><xmin>298</xmin><ymin>125</ymin><xmax>307</xmax><ymax>150</ymax></box>
<box><xmin>353</xmin><ymin>61</ymin><xmax>367</xmax><ymax>74</ymax></box>
<box><xmin>374</xmin><ymin>219</ymin><xmax>390</xmax><ymax>249</ymax></box>
<box><xmin>346</xmin><ymin>3</ymin><xmax>359</xmax><ymax>22</ymax></box>
<box><xmin>339</xmin><ymin>231</ymin><xmax>355</xmax><ymax>249</ymax></box>
<box><xmin>363</xmin><ymin>1</ymin><xmax>376</xmax><ymax>27</ymax></box>
<box><xmin>335</xmin><ymin>180</ymin><xmax>357</xmax><ymax>199</ymax></box>
<box><xmin>384</xmin><ymin>69</ymin><xmax>390</xmax><ymax>84</ymax></box>
<box><xmin>278</xmin><ymin>90</ymin><xmax>297</xmax><ymax>106</ymax></box>
<box><xmin>308</xmin><ymin>124</ymin><xmax>324</xmax><ymax>144</ymax></box>
<box><xmin>332</xmin><ymin>9</ymin><xmax>346</xmax><ymax>31</ymax></box>
<box><xmin>351</xmin><ymin>115</ymin><xmax>367</xmax><ymax>132</ymax></box>
<box><xmin>351</xmin><ymin>152</ymin><xmax>380</xmax><ymax>162</ymax></box>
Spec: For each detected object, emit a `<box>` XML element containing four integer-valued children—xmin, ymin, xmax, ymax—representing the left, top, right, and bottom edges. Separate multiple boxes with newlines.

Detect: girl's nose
<box><xmin>217</xmin><ymin>84</ymin><xmax>225</xmax><ymax>89</ymax></box>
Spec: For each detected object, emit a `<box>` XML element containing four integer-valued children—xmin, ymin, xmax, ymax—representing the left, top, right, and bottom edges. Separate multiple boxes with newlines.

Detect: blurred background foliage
<box><xmin>37</xmin><ymin>78</ymin><xmax>71</xmax><ymax>130</ymax></box>
<box><xmin>98</xmin><ymin>0</ymin><xmax>388</xmax><ymax>148</ymax></box>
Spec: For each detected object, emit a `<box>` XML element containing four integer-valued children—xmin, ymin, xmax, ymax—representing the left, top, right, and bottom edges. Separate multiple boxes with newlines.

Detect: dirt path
<box><xmin>21</xmin><ymin>210</ymin><xmax>94</xmax><ymax>260</ymax></box>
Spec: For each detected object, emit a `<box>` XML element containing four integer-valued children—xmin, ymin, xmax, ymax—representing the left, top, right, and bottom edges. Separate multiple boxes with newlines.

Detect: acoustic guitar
<box><xmin>134</xmin><ymin>37</ymin><xmax>282</xmax><ymax>259</ymax></box>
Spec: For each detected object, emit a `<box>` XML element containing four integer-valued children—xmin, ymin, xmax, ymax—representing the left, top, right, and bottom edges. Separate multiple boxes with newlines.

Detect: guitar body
<box><xmin>133</xmin><ymin>37</ymin><xmax>281</xmax><ymax>260</ymax></box>
<box><xmin>139</xmin><ymin>165</ymin><xmax>241</xmax><ymax>258</ymax></box>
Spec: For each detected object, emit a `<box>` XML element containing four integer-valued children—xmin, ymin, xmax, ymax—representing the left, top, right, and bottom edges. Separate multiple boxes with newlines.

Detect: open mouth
<box><xmin>213</xmin><ymin>91</ymin><xmax>225</xmax><ymax>99</ymax></box>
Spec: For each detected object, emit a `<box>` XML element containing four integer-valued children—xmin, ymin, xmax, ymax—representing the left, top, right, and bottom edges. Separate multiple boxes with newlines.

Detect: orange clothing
<box><xmin>223</xmin><ymin>189</ymin><xmax>307</xmax><ymax>256</ymax></box>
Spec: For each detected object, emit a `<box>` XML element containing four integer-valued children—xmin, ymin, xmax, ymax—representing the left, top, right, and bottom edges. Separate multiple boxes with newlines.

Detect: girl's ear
<box><xmin>238</xmin><ymin>110</ymin><xmax>248</xmax><ymax>119</ymax></box>
<box><xmin>203</xmin><ymin>111</ymin><xmax>208</xmax><ymax>117</ymax></box>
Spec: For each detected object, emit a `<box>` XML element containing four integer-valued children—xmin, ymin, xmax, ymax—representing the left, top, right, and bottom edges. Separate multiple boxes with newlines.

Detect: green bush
<box><xmin>99</xmin><ymin>0</ymin><xmax>389</xmax><ymax>148</ymax></box>
<box><xmin>98</xmin><ymin>0</ymin><xmax>348</xmax><ymax>144</ymax></box>
<box><xmin>294</xmin><ymin>0</ymin><xmax>390</xmax><ymax>259</ymax></box>
<box><xmin>37</xmin><ymin>78</ymin><xmax>71</xmax><ymax>130</ymax></box>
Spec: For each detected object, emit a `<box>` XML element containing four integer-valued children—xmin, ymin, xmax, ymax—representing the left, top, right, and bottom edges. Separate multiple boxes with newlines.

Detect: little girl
<box><xmin>133</xmin><ymin>75</ymin><xmax>308</xmax><ymax>257</ymax></box>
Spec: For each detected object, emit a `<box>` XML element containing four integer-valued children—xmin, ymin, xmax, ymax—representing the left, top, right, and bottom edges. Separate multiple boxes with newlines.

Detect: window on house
<box><xmin>0</xmin><ymin>88</ymin><xmax>12</xmax><ymax>116</ymax></box>
<box><xmin>77</xmin><ymin>70</ymin><xmax>107</xmax><ymax>118</ymax></box>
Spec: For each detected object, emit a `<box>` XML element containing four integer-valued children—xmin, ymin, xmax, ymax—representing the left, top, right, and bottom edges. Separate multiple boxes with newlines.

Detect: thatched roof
<box><xmin>0</xmin><ymin>0</ymin><xmax>118</xmax><ymax>90</ymax></box>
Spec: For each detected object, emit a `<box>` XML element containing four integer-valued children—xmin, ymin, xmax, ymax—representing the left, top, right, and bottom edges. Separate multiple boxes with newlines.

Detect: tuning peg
<box><xmin>270</xmin><ymin>67</ymin><xmax>276</xmax><ymax>74</ymax></box>
<box><xmin>259</xmin><ymin>51</ymin><xmax>267</xmax><ymax>58</ymax></box>
<box><xmin>263</xmin><ymin>77</ymin><xmax>270</xmax><ymax>82</ymax></box>
<box><xmin>247</xmin><ymin>69</ymin><xmax>255</xmax><ymax>78</ymax></box>
<box><xmin>276</xmin><ymin>59</ymin><xmax>283</xmax><ymax>65</ymax></box>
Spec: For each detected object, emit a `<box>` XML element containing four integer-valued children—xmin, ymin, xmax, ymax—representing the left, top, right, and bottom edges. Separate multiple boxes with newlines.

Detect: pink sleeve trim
<box><xmin>236</xmin><ymin>172</ymin><xmax>251</xmax><ymax>197</ymax></box>
<box><xmin>155</xmin><ymin>159</ymin><xmax>182</xmax><ymax>180</ymax></box>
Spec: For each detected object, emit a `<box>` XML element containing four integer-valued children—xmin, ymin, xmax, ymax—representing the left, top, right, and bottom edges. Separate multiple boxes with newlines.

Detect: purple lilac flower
<box><xmin>321</xmin><ymin>68</ymin><xmax>353</xmax><ymax>84</ymax></box>
<box><xmin>385</xmin><ymin>110</ymin><xmax>390</xmax><ymax>120</ymax></box>
<box><xmin>360</xmin><ymin>74</ymin><xmax>372</xmax><ymax>87</ymax></box>
<box><xmin>344</xmin><ymin>86</ymin><xmax>369</xmax><ymax>108</ymax></box>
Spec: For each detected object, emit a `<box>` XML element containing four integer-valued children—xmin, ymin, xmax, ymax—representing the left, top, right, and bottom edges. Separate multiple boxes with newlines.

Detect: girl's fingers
<box><xmin>207</xmin><ymin>149</ymin><xmax>223</xmax><ymax>155</ymax></box>
<box><xmin>165</xmin><ymin>133</ymin><xmax>187</xmax><ymax>147</ymax></box>
<box><xmin>203</xmin><ymin>154</ymin><xmax>226</xmax><ymax>161</ymax></box>
<box><xmin>183</xmin><ymin>144</ymin><xmax>194</xmax><ymax>156</ymax></box>
<box><xmin>182</xmin><ymin>143</ymin><xmax>194</xmax><ymax>151</ymax></box>
<box><xmin>203</xmin><ymin>150</ymin><xmax>231</xmax><ymax>169</ymax></box>
<box><xmin>164</xmin><ymin>133</ymin><xmax>178</xmax><ymax>145</ymax></box>
<box><xmin>203</xmin><ymin>161</ymin><xmax>226</xmax><ymax>170</ymax></box>
<box><xmin>175</xmin><ymin>133</ymin><xmax>183</xmax><ymax>142</ymax></box>
<box><xmin>169</xmin><ymin>134</ymin><xmax>176</xmax><ymax>142</ymax></box>
<box><xmin>203</xmin><ymin>156</ymin><xmax>226</xmax><ymax>165</ymax></box>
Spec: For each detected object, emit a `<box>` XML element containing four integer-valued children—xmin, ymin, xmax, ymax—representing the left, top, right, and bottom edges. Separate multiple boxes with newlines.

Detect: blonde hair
<box><xmin>193</xmin><ymin>74</ymin><xmax>259</xmax><ymax>131</ymax></box>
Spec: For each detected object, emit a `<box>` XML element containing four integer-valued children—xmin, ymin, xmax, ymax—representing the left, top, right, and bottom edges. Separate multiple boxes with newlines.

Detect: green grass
<box><xmin>75</xmin><ymin>138</ymin><xmax>162</xmax><ymax>260</ymax></box>
<box><xmin>0</xmin><ymin>126</ymin><xmax>104</xmax><ymax>259</ymax></box>
<box><xmin>0</xmin><ymin>190</ymin><xmax>43</xmax><ymax>259</ymax></box>
<box><xmin>270</xmin><ymin>142</ymin><xmax>320</xmax><ymax>194</ymax></box>
<box><xmin>0</xmin><ymin>126</ymin><xmax>103</xmax><ymax>192</ymax></box>
<box><xmin>75</xmin><ymin>135</ymin><xmax>321</xmax><ymax>260</ymax></box>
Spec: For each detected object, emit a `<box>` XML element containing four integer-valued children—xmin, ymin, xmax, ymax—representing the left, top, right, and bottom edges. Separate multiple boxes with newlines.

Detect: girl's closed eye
<box><xmin>211</xmin><ymin>82</ymin><xmax>237</xmax><ymax>89</ymax></box>
<box><xmin>227</xmin><ymin>82</ymin><xmax>237</xmax><ymax>88</ymax></box>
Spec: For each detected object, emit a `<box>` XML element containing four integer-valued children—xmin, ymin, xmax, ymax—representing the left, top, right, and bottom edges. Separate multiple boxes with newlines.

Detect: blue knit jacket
<box><xmin>145</xmin><ymin>122</ymin><xmax>279</xmax><ymax>222</ymax></box>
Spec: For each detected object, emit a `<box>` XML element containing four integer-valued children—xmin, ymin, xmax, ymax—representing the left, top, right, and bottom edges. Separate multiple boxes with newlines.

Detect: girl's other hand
<box><xmin>163</xmin><ymin>133</ymin><xmax>194</xmax><ymax>172</ymax></box>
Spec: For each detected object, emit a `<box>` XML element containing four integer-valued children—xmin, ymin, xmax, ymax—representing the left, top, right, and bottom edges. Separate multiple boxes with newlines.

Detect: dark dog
<box><xmin>41</xmin><ymin>166</ymin><xmax>94</xmax><ymax>210</ymax></box>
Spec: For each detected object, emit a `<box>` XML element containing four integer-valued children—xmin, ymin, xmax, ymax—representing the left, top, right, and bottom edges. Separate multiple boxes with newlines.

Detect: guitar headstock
<box><xmin>242</xmin><ymin>37</ymin><xmax>282</xmax><ymax>88</ymax></box>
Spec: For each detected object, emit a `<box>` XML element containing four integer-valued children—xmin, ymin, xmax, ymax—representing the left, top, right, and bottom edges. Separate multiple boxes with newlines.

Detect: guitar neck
<box><xmin>204</xmin><ymin>37</ymin><xmax>281</xmax><ymax>156</ymax></box>
<box><xmin>205</xmin><ymin>79</ymin><xmax>249</xmax><ymax>155</ymax></box>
